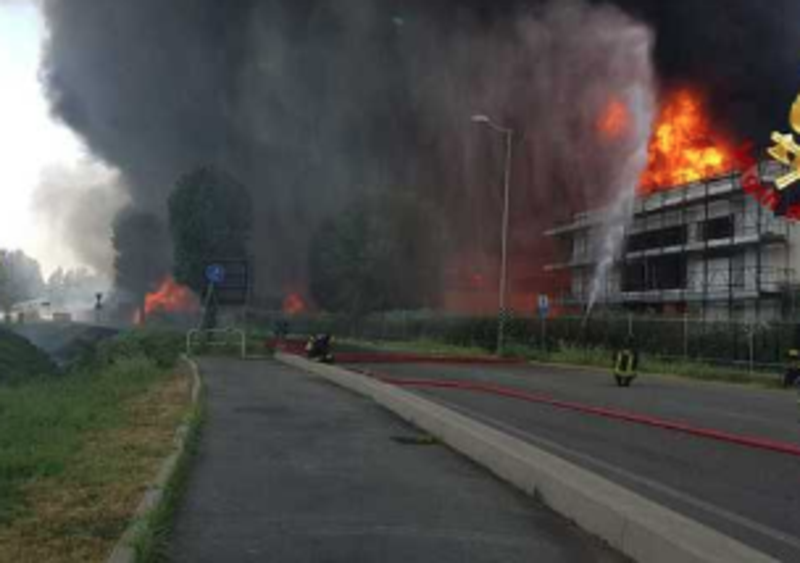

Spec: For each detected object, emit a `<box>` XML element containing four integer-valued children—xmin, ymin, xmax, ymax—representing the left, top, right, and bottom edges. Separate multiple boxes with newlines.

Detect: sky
<box><xmin>0</xmin><ymin>1</ymin><xmax>87</xmax><ymax>274</ymax></box>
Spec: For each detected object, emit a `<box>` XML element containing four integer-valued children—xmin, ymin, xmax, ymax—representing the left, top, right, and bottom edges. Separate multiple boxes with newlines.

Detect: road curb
<box><xmin>106</xmin><ymin>355</ymin><xmax>203</xmax><ymax>563</ymax></box>
<box><xmin>277</xmin><ymin>352</ymin><xmax>778</xmax><ymax>563</ymax></box>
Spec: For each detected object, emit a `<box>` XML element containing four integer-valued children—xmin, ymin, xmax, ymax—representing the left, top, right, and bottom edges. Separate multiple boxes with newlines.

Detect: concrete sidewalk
<box><xmin>167</xmin><ymin>359</ymin><xmax>624</xmax><ymax>562</ymax></box>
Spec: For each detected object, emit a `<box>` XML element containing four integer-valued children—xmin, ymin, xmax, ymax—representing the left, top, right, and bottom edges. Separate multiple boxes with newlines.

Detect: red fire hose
<box><xmin>376</xmin><ymin>376</ymin><xmax>800</xmax><ymax>459</ymax></box>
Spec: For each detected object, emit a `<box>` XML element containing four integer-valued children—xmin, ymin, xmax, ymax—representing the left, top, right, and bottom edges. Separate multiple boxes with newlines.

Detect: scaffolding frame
<box><xmin>547</xmin><ymin>162</ymin><xmax>799</xmax><ymax>321</ymax></box>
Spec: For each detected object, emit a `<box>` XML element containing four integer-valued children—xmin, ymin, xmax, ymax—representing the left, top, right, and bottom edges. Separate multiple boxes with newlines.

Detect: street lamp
<box><xmin>471</xmin><ymin>113</ymin><xmax>515</xmax><ymax>355</ymax></box>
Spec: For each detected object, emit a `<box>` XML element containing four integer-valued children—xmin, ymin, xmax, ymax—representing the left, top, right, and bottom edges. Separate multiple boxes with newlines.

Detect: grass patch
<box><xmin>511</xmin><ymin>343</ymin><xmax>781</xmax><ymax>388</ymax></box>
<box><xmin>0</xmin><ymin>329</ymin><xmax>192</xmax><ymax>562</ymax></box>
<box><xmin>638</xmin><ymin>355</ymin><xmax>779</xmax><ymax>387</ymax></box>
<box><xmin>132</xmin><ymin>402</ymin><xmax>203</xmax><ymax>563</ymax></box>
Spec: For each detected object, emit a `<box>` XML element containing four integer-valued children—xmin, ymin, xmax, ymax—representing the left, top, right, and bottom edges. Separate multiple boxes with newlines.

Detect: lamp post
<box><xmin>471</xmin><ymin>114</ymin><xmax>514</xmax><ymax>355</ymax></box>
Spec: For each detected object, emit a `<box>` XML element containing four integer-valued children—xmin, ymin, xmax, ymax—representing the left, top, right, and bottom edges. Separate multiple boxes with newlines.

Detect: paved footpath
<box><xmin>167</xmin><ymin>359</ymin><xmax>624</xmax><ymax>563</ymax></box>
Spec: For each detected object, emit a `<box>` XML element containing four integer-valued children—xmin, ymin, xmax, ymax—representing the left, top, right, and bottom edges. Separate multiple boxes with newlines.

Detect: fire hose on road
<box><xmin>370</xmin><ymin>375</ymin><xmax>800</xmax><ymax>459</ymax></box>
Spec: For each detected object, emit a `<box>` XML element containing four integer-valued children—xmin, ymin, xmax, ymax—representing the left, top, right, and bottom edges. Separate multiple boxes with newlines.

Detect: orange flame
<box><xmin>283</xmin><ymin>292</ymin><xmax>306</xmax><ymax>315</ymax></box>
<box><xmin>639</xmin><ymin>89</ymin><xmax>734</xmax><ymax>194</ymax></box>
<box><xmin>144</xmin><ymin>277</ymin><xmax>199</xmax><ymax>317</ymax></box>
<box><xmin>597</xmin><ymin>97</ymin><xmax>629</xmax><ymax>140</ymax></box>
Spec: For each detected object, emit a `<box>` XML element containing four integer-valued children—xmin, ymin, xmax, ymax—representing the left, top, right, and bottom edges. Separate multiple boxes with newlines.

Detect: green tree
<box><xmin>308</xmin><ymin>191</ymin><xmax>442</xmax><ymax>316</ymax></box>
<box><xmin>0</xmin><ymin>249</ymin><xmax>45</xmax><ymax>316</ymax></box>
<box><xmin>168</xmin><ymin>166</ymin><xmax>253</xmax><ymax>295</ymax></box>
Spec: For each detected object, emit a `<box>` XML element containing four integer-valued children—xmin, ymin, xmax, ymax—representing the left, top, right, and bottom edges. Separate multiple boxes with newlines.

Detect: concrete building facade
<box><xmin>546</xmin><ymin>161</ymin><xmax>800</xmax><ymax>321</ymax></box>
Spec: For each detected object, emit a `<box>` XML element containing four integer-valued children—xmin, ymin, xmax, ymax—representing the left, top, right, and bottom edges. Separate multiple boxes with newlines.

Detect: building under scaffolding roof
<box><xmin>545</xmin><ymin>161</ymin><xmax>800</xmax><ymax>321</ymax></box>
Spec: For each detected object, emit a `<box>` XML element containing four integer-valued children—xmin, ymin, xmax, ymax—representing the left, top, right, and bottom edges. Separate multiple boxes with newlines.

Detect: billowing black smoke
<box><xmin>606</xmin><ymin>0</ymin><xmax>800</xmax><ymax>140</ymax></box>
<box><xmin>42</xmin><ymin>0</ymin><xmax>434</xmax><ymax>300</ymax></box>
<box><xmin>39</xmin><ymin>0</ymin><xmax>800</xmax><ymax>306</ymax></box>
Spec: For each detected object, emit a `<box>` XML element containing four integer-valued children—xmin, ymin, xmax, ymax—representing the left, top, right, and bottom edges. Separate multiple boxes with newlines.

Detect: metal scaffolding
<box><xmin>545</xmin><ymin>162</ymin><xmax>799</xmax><ymax>321</ymax></box>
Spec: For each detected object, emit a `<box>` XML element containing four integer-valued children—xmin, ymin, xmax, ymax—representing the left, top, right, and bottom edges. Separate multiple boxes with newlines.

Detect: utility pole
<box><xmin>94</xmin><ymin>293</ymin><xmax>103</xmax><ymax>325</ymax></box>
<box><xmin>471</xmin><ymin>114</ymin><xmax>515</xmax><ymax>354</ymax></box>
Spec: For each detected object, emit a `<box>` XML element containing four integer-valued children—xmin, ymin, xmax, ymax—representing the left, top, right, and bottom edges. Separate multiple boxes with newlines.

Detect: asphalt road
<box><xmin>168</xmin><ymin>359</ymin><xmax>624</xmax><ymax>563</ymax></box>
<box><xmin>348</xmin><ymin>361</ymin><xmax>800</xmax><ymax>562</ymax></box>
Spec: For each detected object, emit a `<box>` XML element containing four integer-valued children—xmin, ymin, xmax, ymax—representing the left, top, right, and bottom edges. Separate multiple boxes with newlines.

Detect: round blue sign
<box><xmin>205</xmin><ymin>264</ymin><xmax>226</xmax><ymax>284</ymax></box>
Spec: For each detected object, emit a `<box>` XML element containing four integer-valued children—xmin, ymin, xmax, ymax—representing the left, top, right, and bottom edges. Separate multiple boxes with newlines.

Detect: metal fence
<box><xmin>247</xmin><ymin>309</ymin><xmax>798</xmax><ymax>372</ymax></box>
<box><xmin>512</xmin><ymin>314</ymin><xmax>793</xmax><ymax>372</ymax></box>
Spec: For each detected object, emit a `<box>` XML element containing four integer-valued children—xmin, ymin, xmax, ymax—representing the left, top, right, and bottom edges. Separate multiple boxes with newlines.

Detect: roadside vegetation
<box><xmin>0</xmin><ymin>329</ymin><xmax>193</xmax><ymax>563</ymax></box>
<box><xmin>504</xmin><ymin>343</ymin><xmax>782</xmax><ymax>388</ymax></box>
<box><xmin>271</xmin><ymin>312</ymin><xmax>797</xmax><ymax>376</ymax></box>
<box><xmin>0</xmin><ymin>327</ymin><xmax>58</xmax><ymax>383</ymax></box>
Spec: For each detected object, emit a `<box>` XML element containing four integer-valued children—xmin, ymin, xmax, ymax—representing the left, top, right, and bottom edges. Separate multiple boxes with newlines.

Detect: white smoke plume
<box><xmin>32</xmin><ymin>159</ymin><xmax>128</xmax><ymax>276</ymax></box>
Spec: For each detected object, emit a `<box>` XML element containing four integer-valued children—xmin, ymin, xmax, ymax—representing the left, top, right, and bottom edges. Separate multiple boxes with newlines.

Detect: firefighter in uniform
<box><xmin>306</xmin><ymin>333</ymin><xmax>334</xmax><ymax>363</ymax></box>
<box><xmin>614</xmin><ymin>336</ymin><xmax>639</xmax><ymax>387</ymax></box>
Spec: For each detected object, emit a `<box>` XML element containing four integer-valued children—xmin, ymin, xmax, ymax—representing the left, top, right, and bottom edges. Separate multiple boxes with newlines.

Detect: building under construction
<box><xmin>545</xmin><ymin>161</ymin><xmax>800</xmax><ymax>321</ymax></box>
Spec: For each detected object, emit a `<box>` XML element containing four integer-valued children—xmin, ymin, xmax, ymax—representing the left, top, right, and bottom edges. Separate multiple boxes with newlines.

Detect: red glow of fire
<box><xmin>639</xmin><ymin>89</ymin><xmax>734</xmax><ymax>194</ymax></box>
<box><xmin>597</xmin><ymin>97</ymin><xmax>629</xmax><ymax>140</ymax></box>
<box><xmin>144</xmin><ymin>277</ymin><xmax>199</xmax><ymax>316</ymax></box>
<box><xmin>469</xmin><ymin>272</ymin><xmax>486</xmax><ymax>289</ymax></box>
<box><xmin>283</xmin><ymin>292</ymin><xmax>306</xmax><ymax>315</ymax></box>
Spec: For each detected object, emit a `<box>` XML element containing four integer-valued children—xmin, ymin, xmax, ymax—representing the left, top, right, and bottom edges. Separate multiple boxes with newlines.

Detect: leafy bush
<box><xmin>0</xmin><ymin>328</ymin><xmax>58</xmax><ymax>383</ymax></box>
<box><xmin>76</xmin><ymin>329</ymin><xmax>184</xmax><ymax>373</ymax></box>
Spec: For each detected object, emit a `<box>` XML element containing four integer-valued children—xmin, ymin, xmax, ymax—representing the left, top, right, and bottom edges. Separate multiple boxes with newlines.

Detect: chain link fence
<box><xmin>247</xmin><ymin>309</ymin><xmax>797</xmax><ymax>372</ymax></box>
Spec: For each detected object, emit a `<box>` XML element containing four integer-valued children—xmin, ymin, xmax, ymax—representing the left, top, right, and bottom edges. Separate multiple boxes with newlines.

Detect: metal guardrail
<box><xmin>186</xmin><ymin>328</ymin><xmax>247</xmax><ymax>359</ymax></box>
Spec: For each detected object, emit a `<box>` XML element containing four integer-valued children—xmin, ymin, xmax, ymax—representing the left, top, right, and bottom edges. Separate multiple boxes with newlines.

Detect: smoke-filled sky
<box><xmin>4</xmin><ymin>0</ymin><xmax>800</xmax><ymax>303</ymax></box>
<box><xmin>0</xmin><ymin>1</ymin><xmax>79</xmax><ymax>272</ymax></box>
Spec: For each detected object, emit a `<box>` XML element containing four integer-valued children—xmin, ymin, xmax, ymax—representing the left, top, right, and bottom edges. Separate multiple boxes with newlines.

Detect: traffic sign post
<box><xmin>199</xmin><ymin>260</ymin><xmax>251</xmax><ymax>330</ymax></box>
<box><xmin>203</xmin><ymin>260</ymin><xmax>249</xmax><ymax>306</ymax></box>
<box><xmin>205</xmin><ymin>264</ymin><xmax>227</xmax><ymax>285</ymax></box>
<box><xmin>537</xmin><ymin>294</ymin><xmax>550</xmax><ymax>318</ymax></box>
<box><xmin>537</xmin><ymin>294</ymin><xmax>549</xmax><ymax>350</ymax></box>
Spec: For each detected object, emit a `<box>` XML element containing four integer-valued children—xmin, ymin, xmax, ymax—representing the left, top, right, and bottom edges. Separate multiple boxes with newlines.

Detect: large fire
<box><xmin>144</xmin><ymin>277</ymin><xmax>200</xmax><ymax>317</ymax></box>
<box><xmin>639</xmin><ymin>89</ymin><xmax>734</xmax><ymax>193</ymax></box>
<box><xmin>283</xmin><ymin>292</ymin><xmax>307</xmax><ymax>315</ymax></box>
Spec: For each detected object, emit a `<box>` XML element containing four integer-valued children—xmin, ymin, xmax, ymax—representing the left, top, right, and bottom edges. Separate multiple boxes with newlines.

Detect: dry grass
<box><xmin>0</xmin><ymin>368</ymin><xmax>191</xmax><ymax>563</ymax></box>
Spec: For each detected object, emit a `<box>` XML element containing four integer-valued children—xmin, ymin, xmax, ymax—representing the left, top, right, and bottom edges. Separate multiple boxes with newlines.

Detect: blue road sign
<box><xmin>203</xmin><ymin>260</ymin><xmax>250</xmax><ymax>304</ymax></box>
<box><xmin>205</xmin><ymin>263</ymin><xmax>226</xmax><ymax>285</ymax></box>
<box><xmin>537</xmin><ymin>294</ymin><xmax>550</xmax><ymax>318</ymax></box>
